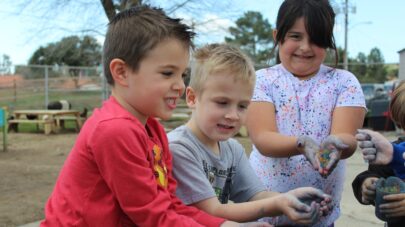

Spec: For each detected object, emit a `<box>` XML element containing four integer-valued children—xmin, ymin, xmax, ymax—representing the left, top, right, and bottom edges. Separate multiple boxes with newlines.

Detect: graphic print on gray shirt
<box><xmin>167</xmin><ymin>125</ymin><xmax>265</xmax><ymax>205</ymax></box>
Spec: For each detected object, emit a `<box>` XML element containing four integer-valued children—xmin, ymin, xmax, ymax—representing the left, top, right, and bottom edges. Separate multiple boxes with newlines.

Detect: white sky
<box><xmin>0</xmin><ymin>0</ymin><xmax>404</xmax><ymax>65</ymax></box>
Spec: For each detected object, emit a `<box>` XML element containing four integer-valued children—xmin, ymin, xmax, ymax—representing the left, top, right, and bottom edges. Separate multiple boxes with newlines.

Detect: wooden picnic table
<box><xmin>10</xmin><ymin>109</ymin><xmax>83</xmax><ymax>134</ymax></box>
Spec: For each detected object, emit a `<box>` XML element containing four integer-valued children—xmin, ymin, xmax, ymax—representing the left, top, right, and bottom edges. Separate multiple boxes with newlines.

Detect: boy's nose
<box><xmin>173</xmin><ymin>79</ymin><xmax>186</xmax><ymax>93</ymax></box>
<box><xmin>225</xmin><ymin>108</ymin><xmax>239</xmax><ymax>120</ymax></box>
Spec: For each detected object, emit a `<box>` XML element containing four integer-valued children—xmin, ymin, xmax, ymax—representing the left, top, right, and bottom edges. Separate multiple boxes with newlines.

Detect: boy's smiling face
<box><xmin>117</xmin><ymin>38</ymin><xmax>189</xmax><ymax>124</ymax></box>
<box><xmin>186</xmin><ymin>72</ymin><xmax>253</xmax><ymax>150</ymax></box>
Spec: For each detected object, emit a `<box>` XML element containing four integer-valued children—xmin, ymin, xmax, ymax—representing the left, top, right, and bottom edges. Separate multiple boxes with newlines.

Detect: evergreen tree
<box><xmin>225</xmin><ymin>11</ymin><xmax>274</xmax><ymax>68</ymax></box>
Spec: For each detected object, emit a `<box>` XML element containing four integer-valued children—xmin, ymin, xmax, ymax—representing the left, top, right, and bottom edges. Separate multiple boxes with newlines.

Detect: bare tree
<box><xmin>6</xmin><ymin>0</ymin><xmax>240</xmax><ymax>37</ymax></box>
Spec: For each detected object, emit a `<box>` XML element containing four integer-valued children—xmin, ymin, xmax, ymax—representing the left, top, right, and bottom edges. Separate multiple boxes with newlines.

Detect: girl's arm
<box><xmin>329</xmin><ymin>106</ymin><xmax>366</xmax><ymax>159</ymax></box>
<box><xmin>246</xmin><ymin>101</ymin><xmax>300</xmax><ymax>157</ymax></box>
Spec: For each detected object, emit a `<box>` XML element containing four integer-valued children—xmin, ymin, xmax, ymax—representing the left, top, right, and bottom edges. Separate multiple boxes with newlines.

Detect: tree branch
<box><xmin>100</xmin><ymin>0</ymin><xmax>116</xmax><ymax>22</ymax></box>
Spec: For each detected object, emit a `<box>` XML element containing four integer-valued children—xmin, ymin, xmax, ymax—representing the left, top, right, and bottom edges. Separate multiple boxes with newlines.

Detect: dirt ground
<box><xmin>0</xmin><ymin>132</ymin><xmax>78</xmax><ymax>226</ymax></box>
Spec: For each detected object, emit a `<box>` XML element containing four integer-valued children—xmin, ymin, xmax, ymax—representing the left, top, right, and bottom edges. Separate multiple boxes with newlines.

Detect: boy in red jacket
<box><xmin>41</xmin><ymin>5</ymin><xmax>271</xmax><ymax>227</ymax></box>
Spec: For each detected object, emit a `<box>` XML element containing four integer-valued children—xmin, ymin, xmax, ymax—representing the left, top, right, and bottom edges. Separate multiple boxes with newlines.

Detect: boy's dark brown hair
<box><xmin>390</xmin><ymin>80</ymin><xmax>405</xmax><ymax>129</ymax></box>
<box><xmin>103</xmin><ymin>5</ymin><xmax>195</xmax><ymax>85</ymax></box>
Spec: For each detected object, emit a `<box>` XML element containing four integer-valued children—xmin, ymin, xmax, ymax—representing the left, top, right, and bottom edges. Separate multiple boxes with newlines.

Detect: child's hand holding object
<box><xmin>297</xmin><ymin>136</ymin><xmax>321</xmax><ymax>171</ymax></box>
<box><xmin>356</xmin><ymin>129</ymin><xmax>393</xmax><ymax>165</ymax></box>
<box><xmin>283</xmin><ymin>187</ymin><xmax>332</xmax><ymax>225</ymax></box>
<box><xmin>297</xmin><ymin>135</ymin><xmax>348</xmax><ymax>177</ymax></box>
<box><xmin>318</xmin><ymin>135</ymin><xmax>349</xmax><ymax>177</ymax></box>
<box><xmin>360</xmin><ymin>177</ymin><xmax>378</xmax><ymax>204</ymax></box>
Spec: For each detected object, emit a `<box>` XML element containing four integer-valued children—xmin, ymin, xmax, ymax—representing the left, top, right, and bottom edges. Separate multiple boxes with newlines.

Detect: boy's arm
<box><xmin>389</xmin><ymin>142</ymin><xmax>405</xmax><ymax>179</ymax></box>
<box><xmin>192</xmin><ymin>196</ymin><xmax>284</xmax><ymax>222</ymax></box>
<box><xmin>92</xmin><ymin>121</ymin><xmax>223</xmax><ymax>227</ymax></box>
<box><xmin>192</xmin><ymin>187</ymin><xmax>330</xmax><ymax>225</ymax></box>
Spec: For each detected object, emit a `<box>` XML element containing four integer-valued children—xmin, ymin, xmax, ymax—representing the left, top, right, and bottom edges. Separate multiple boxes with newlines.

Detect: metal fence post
<box><xmin>45</xmin><ymin>66</ymin><xmax>49</xmax><ymax>108</ymax></box>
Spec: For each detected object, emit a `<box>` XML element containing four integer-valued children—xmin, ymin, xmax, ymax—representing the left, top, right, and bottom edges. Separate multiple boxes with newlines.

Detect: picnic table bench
<box><xmin>9</xmin><ymin>109</ymin><xmax>83</xmax><ymax>134</ymax></box>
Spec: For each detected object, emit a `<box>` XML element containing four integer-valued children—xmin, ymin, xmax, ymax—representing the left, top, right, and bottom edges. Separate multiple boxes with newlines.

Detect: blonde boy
<box><xmin>168</xmin><ymin>43</ymin><xmax>331</xmax><ymax>225</ymax></box>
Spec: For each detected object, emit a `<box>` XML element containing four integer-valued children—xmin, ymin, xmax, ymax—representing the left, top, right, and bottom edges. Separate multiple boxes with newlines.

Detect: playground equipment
<box><xmin>0</xmin><ymin>107</ymin><xmax>7</xmax><ymax>151</ymax></box>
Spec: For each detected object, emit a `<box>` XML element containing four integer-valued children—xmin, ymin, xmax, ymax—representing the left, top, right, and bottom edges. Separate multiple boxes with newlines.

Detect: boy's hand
<box><xmin>220</xmin><ymin>221</ymin><xmax>273</xmax><ymax>227</ymax></box>
<box><xmin>240</xmin><ymin>222</ymin><xmax>273</xmax><ymax>227</ymax></box>
<box><xmin>361</xmin><ymin>177</ymin><xmax>378</xmax><ymax>204</ymax></box>
<box><xmin>288</xmin><ymin>187</ymin><xmax>333</xmax><ymax>216</ymax></box>
<box><xmin>379</xmin><ymin>192</ymin><xmax>405</xmax><ymax>217</ymax></box>
<box><xmin>356</xmin><ymin>129</ymin><xmax>393</xmax><ymax>165</ymax></box>
<box><xmin>281</xmin><ymin>187</ymin><xmax>332</xmax><ymax>225</ymax></box>
<box><xmin>318</xmin><ymin>135</ymin><xmax>348</xmax><ymax>177</ymax></box>
<box><xmin>296</xmin><ymin>136</ymin><xmax>321</xmax><ymax>170</ymax></box>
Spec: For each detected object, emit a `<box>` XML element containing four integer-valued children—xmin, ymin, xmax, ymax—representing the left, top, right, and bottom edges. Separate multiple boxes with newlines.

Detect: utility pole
<box><xmin>343</xmin><ymin>0</ymin><xmax>349</xmax><ymax>70</ymax></box>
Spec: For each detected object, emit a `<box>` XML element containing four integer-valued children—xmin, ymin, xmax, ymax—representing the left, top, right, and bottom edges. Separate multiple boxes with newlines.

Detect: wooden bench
<box><xmin>8</xmin><ymin>119</ymin><xmax>55</xmax><ymax>135</ymax></box>
<box><xmin>54</xmin><ymin>116</ymin><xmax>86</xmax><ymax>131</ymax></box>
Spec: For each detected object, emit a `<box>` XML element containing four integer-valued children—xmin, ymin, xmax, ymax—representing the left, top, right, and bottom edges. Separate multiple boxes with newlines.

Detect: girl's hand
<box><xmin>296</xmin><ymin>136</ymin><xmax>321</xmax><ymax>170</ymax></box>
<box><xmin>319</xmin><ymin>135</ymin><xmax>349</xmax><ymax>177</ymax></box>
<box><xmin>356</xmin><ymin>129</ymin><xmax>393</xmax><ymax>165</ymax></box>
<box><xmin>379</xmin><ymin>192</ymin><xmax>405</xmax><ymax>217</ymax></box>
<box><xmin>361</xmin><ymin>177</ymin><xmax>378</xmax><ymax>204</ymax></box>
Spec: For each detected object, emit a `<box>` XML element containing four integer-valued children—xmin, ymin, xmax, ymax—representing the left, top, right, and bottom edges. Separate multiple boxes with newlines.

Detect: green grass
<box><xmin>1</xmin><ymin>89</ymin><xmax>103</xmax><ymax>114</ymax></box>
<box><xmin>9</xmin><ymin>120</ymin><xmax>79</xmax><ymax>133</ymax></box>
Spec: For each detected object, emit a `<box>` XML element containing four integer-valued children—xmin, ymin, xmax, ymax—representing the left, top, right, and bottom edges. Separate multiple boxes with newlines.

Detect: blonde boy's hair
<box><xmin>390</xmin><ymin>80</ymin><xmax>405</xmax><ymax>129</ymax></box>
<box><xmin>189</xmin><ymin>43</ymin><xmax>256</xmax><ymax>93</ymax></box>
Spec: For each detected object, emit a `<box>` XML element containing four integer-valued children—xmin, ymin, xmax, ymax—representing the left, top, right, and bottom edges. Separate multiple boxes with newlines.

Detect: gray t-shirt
<box><xmin>168</xmin><ymin>125</ymin><xmax>266</xmax><ymax>205</ymax></box>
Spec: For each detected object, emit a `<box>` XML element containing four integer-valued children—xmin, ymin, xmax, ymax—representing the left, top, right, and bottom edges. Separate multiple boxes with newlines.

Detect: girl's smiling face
<box><xmin>276</xmin><ymin>17</ymin><xmax>327</xmax><ymax>80</ymax></box>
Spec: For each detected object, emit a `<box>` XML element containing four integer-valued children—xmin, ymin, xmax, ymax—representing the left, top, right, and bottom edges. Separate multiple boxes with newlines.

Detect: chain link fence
<box><xmin>0</xmin><ymin>62</ymin><xmax>400</xmax><ymax>114</ymax></box>
<box><xmin>0</xmin><ymin>65</ymin><xmax>110</xmax><ymax>114</ymax></box>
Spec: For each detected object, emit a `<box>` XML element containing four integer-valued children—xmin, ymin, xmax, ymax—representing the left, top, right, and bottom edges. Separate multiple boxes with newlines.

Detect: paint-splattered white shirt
<box><xmin>249</xmin><ymin>64</ymin><xmax>366</xmax><ymax>226</ymax></box>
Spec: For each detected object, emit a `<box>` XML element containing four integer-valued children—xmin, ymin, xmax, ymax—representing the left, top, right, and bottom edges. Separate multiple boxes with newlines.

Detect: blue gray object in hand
<box><xmin>375</xmin><ymin>176</ymin><xmax>405</xmax><ymax>222</ymax></box>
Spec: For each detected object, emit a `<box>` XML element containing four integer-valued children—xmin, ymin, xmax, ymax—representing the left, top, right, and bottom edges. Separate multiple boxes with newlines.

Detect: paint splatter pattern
<box><xmin>249</xmin><ymin>64</ymin><xmax>366</xmax><ymax>226</ymax></box>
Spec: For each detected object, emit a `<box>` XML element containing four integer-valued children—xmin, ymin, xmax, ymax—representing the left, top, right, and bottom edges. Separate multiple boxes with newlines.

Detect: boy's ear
<box><xmin>110</xmin><ymin>58</ymin><xmax>129</xmax><ymax>86</ymax></box>
<box><xmin>272</xmin><ymin>29</ymin><xmax>278</xmax><ymax>42</ymax></box>
<box><xmin>185</xmin><ymin>87</ymin><xmax>197</xmax><ymax>108</ymax></box>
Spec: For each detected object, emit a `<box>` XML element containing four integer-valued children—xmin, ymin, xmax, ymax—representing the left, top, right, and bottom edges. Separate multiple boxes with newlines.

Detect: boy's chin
<box><xmin>155</xmin><ymin>112</ymin><xmax>173</xmax><ymax>121</ymax></box>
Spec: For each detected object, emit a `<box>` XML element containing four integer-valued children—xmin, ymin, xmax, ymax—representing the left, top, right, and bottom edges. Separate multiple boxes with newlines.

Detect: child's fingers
<box><xmin>358</xmin><ymin>141</ymin><xmax>375</xmax><ymax>149</ymax></box>
<box><xmin>309</xmin><ymin>202</ymin><xmax>321</xmax><ymax>223</ymax></box>
<box><xmin>361</xmin><ymin>148</ymin><xmax>376</xmax><ymax>161</ymax></box>
<box><xmin>356</xmin><ymin>130</ymin><xmax>372</xmax><ymax>141</ymax></box>
<box><xmin>380</xmin><ymin>202</ymin><xmax>405</xmax><ymax>217</ymax></box>
<box><xmin>361</xmin><ymin>148</ymin><xmax>376</xmax><ymax>156</ymax></box>
<box><xmin>292</xmin><ymin>199</ymin><xmax>311</xmax><ymax>212</ymax></box>
<box><xmin>289</xmin><ymin>208</ymin><xmax>317</xmax><ymax>225</ymax></box>
<box><xmin>319</xmin><ymin>200</ymin><xmax>332</xmax><ymax>216</ymax></box>
<box><xmin>382</xmin><ymin>193</ymin><xmax>405</xmax><ymax>201</ymax></box>
<box><xmin>380</xmin><ymin>201</ymin><xmax>402</xmax><ymax>209</ymax></box>
<box><xmin>363</xmin><ymin>154</ymin><xmax>376</xmax><ymax>162</ymax></box>
<box><xmin>363</xmin><ymin>188</ymin><xmax>376</xmax><ymax>196</ymax></box>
